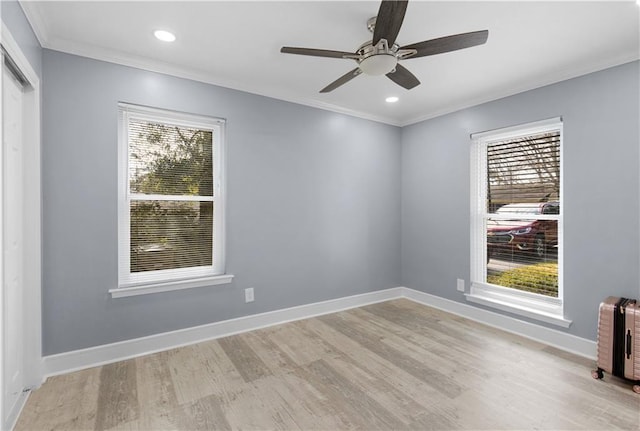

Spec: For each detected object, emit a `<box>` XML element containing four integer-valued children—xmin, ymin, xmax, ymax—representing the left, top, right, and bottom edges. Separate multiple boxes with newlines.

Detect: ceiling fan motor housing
<box><xmin>357</xmin><ymin>39</ymin><xmax>398</xmax><ymax>75</ymax></box>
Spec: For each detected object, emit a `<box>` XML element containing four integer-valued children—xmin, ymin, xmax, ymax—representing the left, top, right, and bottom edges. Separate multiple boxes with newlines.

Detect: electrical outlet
<box><xmin>245</xmin><ymin>287</ymin><xmax>254</xmax><ymax>303</ymax></box>
<box><xmin>456</xmin><ymin>279</ymin><xmax>465</xmax><ymax>292</ymax></box>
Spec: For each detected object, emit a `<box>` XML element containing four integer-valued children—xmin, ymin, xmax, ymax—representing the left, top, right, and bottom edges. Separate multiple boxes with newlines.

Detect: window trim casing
<box><xmin>115</xmin><ymin>103</ymin><xmax>230</xmax><ymax>296</ymax></box>
<box><xmin>467</xmin><ymin>117</ymin><xmax>570</xmax><ymax>327</ymax></box>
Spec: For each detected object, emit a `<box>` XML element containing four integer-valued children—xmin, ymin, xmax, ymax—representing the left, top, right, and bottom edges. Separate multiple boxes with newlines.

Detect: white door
<box><xmin>2</xmin><ymin>60</ymin><xmax>26</xmax><ymax>423</ymax></box>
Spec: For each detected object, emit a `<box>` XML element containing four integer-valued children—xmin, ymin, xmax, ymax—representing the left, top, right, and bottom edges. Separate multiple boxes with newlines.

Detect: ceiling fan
<box><xmin>280</xmin><ymin>0</ymin><xmax>488</xmax><ymax>93</ymax></box>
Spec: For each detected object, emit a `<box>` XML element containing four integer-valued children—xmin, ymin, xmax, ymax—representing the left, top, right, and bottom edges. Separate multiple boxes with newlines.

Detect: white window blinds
<box><xmin>128</xmin><ymin>120</ymin><xmax>214</xmax><ymax>274</ymax></box>
<box><xmin>486</xmin><ymin>131</ymin><xmax>560</xmax><ymax>212</ymax></box>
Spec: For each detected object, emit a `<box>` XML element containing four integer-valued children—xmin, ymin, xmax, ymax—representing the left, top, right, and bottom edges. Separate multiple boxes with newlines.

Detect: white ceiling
<box><xmin>21</xmin><ymin>1</ymin><xmax>640</xmax><ymax>126</ymax></box>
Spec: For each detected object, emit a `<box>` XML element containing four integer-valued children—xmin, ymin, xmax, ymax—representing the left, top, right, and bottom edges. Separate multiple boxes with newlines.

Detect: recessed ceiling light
<box><xmin>385</xmin><ymin>96</ymin><xmax>399</xmax><ymax>103</ymax></box>
<box><xmin>154</xmin><ymin>30</ymin><xmax>176</xmax><ymax>42</ymax></box>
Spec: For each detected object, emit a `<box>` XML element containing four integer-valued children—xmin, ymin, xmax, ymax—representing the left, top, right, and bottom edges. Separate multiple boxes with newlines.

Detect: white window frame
<box><xmin>467</xmin><ymin>117</ymin><xmax>570</xmax><ymax>327</ymax></box>
<box><xmin>112</xmin><ymin>103</ymin><xmax>232</xmax><ymax>298</ymax></box>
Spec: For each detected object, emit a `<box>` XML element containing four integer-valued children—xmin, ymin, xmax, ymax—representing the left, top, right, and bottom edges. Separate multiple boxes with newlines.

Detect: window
<box><xmin>115</xmin><ymin>104</ymin><xmax>231</xmax><ymax>297</ymax></box>
<box><xmin>468</xmin><ymin>118</ymin><xmax>569</xmax><ymax>327</ymax></box>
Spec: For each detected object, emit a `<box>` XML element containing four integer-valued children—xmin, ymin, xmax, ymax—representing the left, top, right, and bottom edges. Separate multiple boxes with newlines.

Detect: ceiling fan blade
<box><xmin>280</xmin><ymin>47</ymin><xmax>356</xmax><ymax>59</ymax></box>
<box><xmin>372</xmin><ymin>0</ymin><xmax>408</xmax><ymax>47</ymax></box>
<box><xmin>386</xmin><ymin>63</ymin><xmax>420</xmax><ymax>90</ymax></box>
<box><xmin>320</xmin><ymin>68</ymin><xmax>362</xmax><ymax>93</ymax></box>
<box><xmin>401</xmin><ymin>30</ymin><xmax>489</xmax><ymax>59</ymax></box>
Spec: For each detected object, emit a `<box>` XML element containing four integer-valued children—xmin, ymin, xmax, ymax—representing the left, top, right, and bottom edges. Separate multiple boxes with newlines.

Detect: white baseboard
<box><xmin>42</xmin><ymin>287</ymin><xmax>403</xmax><ymax>378</ymax></box>
<box><xmin>5</xmin><ymin>390</ymin><xmax>29</xmax><ymax>431</ymax></box>
<box><xmin>42</xmin><ymin>285</ymin><xmax>596</xmax><ymax>379</ymax></box>
<box><xmin>401</xmin><ymin>287</ymin><xmax>596</xmax><ymax>360</ymax></box>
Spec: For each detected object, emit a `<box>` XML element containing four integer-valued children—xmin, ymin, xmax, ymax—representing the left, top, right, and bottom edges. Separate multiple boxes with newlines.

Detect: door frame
<box><xmin>1</xmin><ymin>22</ymin><xmax>42</xmax><ymax>430</ymax></box>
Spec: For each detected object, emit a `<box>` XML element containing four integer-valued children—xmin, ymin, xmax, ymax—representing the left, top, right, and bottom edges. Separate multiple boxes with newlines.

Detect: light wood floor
<box><xmin>16</xmin><ymin>299</ymin><xmax>640</xmax><ymax>430</ymax></box>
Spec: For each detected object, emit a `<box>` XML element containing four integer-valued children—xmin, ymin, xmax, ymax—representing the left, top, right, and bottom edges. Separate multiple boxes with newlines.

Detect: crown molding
<box><xmin>400</xmin><ymin>53</ymin><xmax>640</xmax><ymax>127</ymax></box>
<box><xmin>41</xmin><ymin>35</ymin><xmax>403</xmax><ymax>127</ymax></box>
<box><xmin>36</xmin><ymin>35</ymin><xmax>640</xmax><ymax>130</ymax></box>
<box><xmin>18</xmin><ymin>1</ymin><xmax>49</xmax><ymax>47</ymax></box>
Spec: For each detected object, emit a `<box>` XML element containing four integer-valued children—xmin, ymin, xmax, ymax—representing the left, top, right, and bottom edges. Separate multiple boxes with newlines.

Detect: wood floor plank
<box><xmin>181</xmin><ymin>394</ymin><xmax>232</xmax><ymax>431</ymax></box>
<box><xmin>348</xmin><ymin>307</ymin><xmax>492</xmax><ymax>380</ymax></box>
<box><xmin>167</xmin><ymin>341</ymin><xmax>245</xmax><ymax>406</ymax></box>
<box><xmin>362</xmin><ymin>300</ymin><xmax>488</xmax><ymax>350</ymax></box>
<box><xmin>299</xmin><ymin>314</ymin><xmax>448</xmax><ymax>408</ymax></box>
<box><xmin>318</xmin><ymin>312</ymin><xmax>464</xmax><ymax>399</ymax></box>
<box><xmin>295</xmin><ymin>359</ymin><xmax>407</xmax><ymax>430</ymax></box>
<box><xmin>16</xmin><ymin>299</ymin><xmax>640</xmax><ymax>431</ymax></box>
<box><xmin>134</xmin><ymin>351</ymin><xmax>187</xmax><ymax>430</ymax></box>
<box><xmin>256</xmin><ymin>371</ymin><xmax>357</xmax><ymax>431</ymax></box>
<box><xmin>239</xmin><ymin>329</ymin><xmax>300</xmax><ymax>376</ymax></box>
<box><xmin>163</xmin><ymin>344</ymin><xmax>214</xmax><ymax>406</ymax></box>
<box><xmin>358</xmin><ymin>302</ymin><xmax>523</xmax><ymax>378</ymax></box>
<box><xmin>94</xmin><ymin>360</ymin><xmax>139</xmax><ymax>431</ymax></box>
<box><xmin>218</xmin><ymin>335</ymin><xmax>272</xmax><ymax>383</ymax></box>
<box><xmin>215</xmin><ymin>377</ymin><xmax>302</xmax><ymax>430</ymax></box>
<box><xmin>14</xmin><ymin>367</ymin><xmax>101</xmax><ymax>431</ymax></box>
<box><xmin>102</xmin><ymin>419</ymin><xmax>139</xmax><ymax>431</ymax></box>
<box><xmin>408</xmin><ymin>411</ymin><xmax>459</xmax><ymax>431</ymax></box>
<box><xmin>259</xmin><ymin>321</ymin><xmax>341</xmax><ymax>366</ymax></box>
<box><xmin>323</xmin><ymin>352</ymin><xmax>434</xmax><ymax>422</ymax></box>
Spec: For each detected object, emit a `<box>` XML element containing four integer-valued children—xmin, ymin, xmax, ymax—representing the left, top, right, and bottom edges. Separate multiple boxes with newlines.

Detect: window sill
<box><xmin>110</xmin><ymin>274</ymin><xmax>234</xmax><ymax>298</ymax></box>
<box><xmin>465</xmin><ymin>282</ymin><xmax>572</xmax><ymax>328</ymax></box>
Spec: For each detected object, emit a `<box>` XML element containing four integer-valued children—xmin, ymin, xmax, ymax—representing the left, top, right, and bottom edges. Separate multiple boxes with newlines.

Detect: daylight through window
<box><xmin>469</xmin><ymin>118</ymin><xmax>565</xmax><ymax>324</ymax></box>
<box><xmin>486</xmin><ymin>130</ymin><xmax>560</xmax><ymax>297</ymax></box>
<box><xmin>118</xmin><ymin>104</ymin><xmax>226</xmax><ymax>289</ymax></box>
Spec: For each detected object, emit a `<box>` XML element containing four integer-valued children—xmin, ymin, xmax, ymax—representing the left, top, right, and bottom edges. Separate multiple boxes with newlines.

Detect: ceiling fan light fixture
<box><xmin>154</xmin><ymin>30</ymin><xmax>176</xmax><ymax>42</ymax></box>
<box><xmin>358</xmin><ymin>54</ymin><xmax>397</xmax><ymax>76</ymax></box>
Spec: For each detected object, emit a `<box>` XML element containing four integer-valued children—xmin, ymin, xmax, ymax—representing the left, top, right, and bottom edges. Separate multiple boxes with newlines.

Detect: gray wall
<box><xmin>1</xmin><ymin>0</ymin><xmax>42</xmax><ymax>78</ymax></box>
<box><xmin>42</xmin><ymin>50</ymin><xmax>401</xmax><ymax>355</ymax></box>
<box><xmin>39</xmin><ymin>47</ymin><xmax>640</xmax><ymax>354</ymax></box>
<box><xmin>401</xmin><ymin>61</ymin><xmax>640</xmax><ymax>340</ymax></box>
